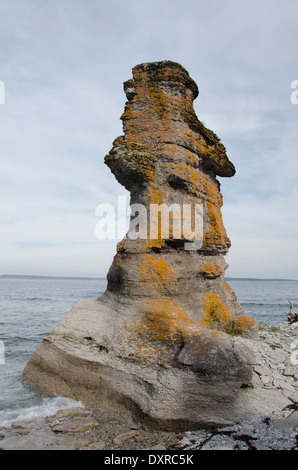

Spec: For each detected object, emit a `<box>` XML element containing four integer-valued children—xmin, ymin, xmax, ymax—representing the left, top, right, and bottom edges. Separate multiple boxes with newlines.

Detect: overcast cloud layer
<box><xmin>0</xmin><ymin>0</ymin><xmax>298</xmax><ymax>279</ymax></box>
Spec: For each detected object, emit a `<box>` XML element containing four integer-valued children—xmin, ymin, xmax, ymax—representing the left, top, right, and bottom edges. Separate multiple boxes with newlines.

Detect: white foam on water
<box><xmin>0</xmin><ymin>396</ymin><xmax>84</xmax><ymax>428</ymax></box>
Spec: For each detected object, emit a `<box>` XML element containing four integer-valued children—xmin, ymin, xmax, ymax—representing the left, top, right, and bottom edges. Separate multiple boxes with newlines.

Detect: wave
<box><xmin>241</xmin><ymin>302</ymin><xmax>290</xmax><ymax>307</ymax></box>
<box><xmin>0</xmin><ymin>396</ymin><xmax>84</xmax><ymax>428</ymax></box>
<box><xmin>5</xmin><ymin>297</ymin><xmax>59</xmax><ymax>302</ymax></box>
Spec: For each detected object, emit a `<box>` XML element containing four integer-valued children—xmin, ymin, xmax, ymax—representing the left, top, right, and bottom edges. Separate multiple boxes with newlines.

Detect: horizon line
<box><xmin>0</xmin><ymin>274</ymin><xmax>297</xmax><ymax>282</ymax></box>
<box><xmin>0</xmin><ymin>274</ymin><xmax>106</xmax><ymax>280</ymax></box>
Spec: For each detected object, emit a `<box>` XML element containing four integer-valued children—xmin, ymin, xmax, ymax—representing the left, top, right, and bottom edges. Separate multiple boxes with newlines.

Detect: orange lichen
<box><xmin>129</xmin><ymin>297</ymin><xmax>201</xmax><ymax>361</ymax></box>
<box><xmin>201</xmin><ymin>292</ymin><xmax>233</xmax><ymax>331</ymax></box>
<box><xmin>139</xmin><ymin>255</ymin><xmax>178</xmax><ymax>290</ymax></box>
<box><xmin>121</xmin><ymin>69</ymin><xmax>173</xmax><ymax>144</ymax></box>
<box><xmin>121</xmin><ymin>62</ymin><xmax>207</xmax><ymax>157</ymax></box>
<box><xmin>203</xmin><ymin>202</ymin><xmax>230</xmax><ymax>250</ymax></box>
<box><xmin>164</xmin><ymin>162</ymin><xmax>221</xmax><ymax>206</ymax></box>
<box><xmin>200</xmin><ymin>262</ymin><xmax>223</xmax><ymax>279</ymax></box>
<box><xmin>234</xmin><ymin>315</ymin><xmax>258</xmax><ymax>336</ymax></box>
<box><xmin>157</xmin><ymin>143</ymin><xmax>199</xmax><ymax>168</ymax></box>
<box><xmin>147</xmin><ymin>184</ymin><xmax>166</xmax><ymax>205</ymax></box>
<box><xmin>201</xmin><ymin>291</ymin><xmax>257</xmax><ymax>337</ymax></box>
<box><xmin>144</xmin><ymin>184</ymin><xmax>184</xmax><ymax>249</ymax></box>
<box><xmin>141</xmin><ymin>298</ymin><xmax>194</xmax><ymax>340</ymax></box>
<box><xmin>143</xmin><ymin>237</ymin><xmax>165</xmax><ymax>251</ymax></box>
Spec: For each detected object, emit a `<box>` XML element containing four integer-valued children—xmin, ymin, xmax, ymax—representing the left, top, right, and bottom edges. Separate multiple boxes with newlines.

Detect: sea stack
<box><xmin>22</xmin><ymin>61</ymin><xmax>259</xmax><ymax>430</ymax></box>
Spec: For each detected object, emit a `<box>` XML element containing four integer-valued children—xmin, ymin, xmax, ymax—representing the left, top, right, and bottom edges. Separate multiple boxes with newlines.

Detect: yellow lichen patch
<box><xmin>200</xmin><ymin>262</ymin><xmax>223</xmax><ymax>279</ymax></box>
<box><xmin>141</xmin><ymin>298</ymin><xmax>193</xmax><ymax>341</ymax></box>
<box><xmin>143</xmin><ymin>238</ymin><xmax>165</xmax><ymax>251</ymax></box>
<box><xmin>157</xmin><ymin>143</ymin><xmax>199</xmax><ymax>168</ymax></box>
<box><xmin>201</xmin><ymin>292</ymin><xmax>257</xmax><ymax>337</ymax></box>
<box><xmin>129</xmin><ymin>297</ymin><xmax>201</xmax><ymax>361</ymax></box>
<box><xmin>121</xmin><ymin>61</ymin><xmax>235</xmax><ymax>177</ymax></box>
<box><xmin>121</xmin><ymin>75</ymin><xmax>172</xmax><ymax>144</ymax></box>
<box><xmin>122</xmin><ymin>63</ymin><xmax>200</xmax><ymax>149</ymax></box>
<box><xmin>234</xmin><ymin>315</ymin><xmax>258</xmax><ymax>336</ymax></box>
<box><xmin>194</xmin><ymin>136</ymin><xmax>209</xmax><ymax>155</ymax></box>
<box><xmin>139</xmin><ymin>255</ymin><xmax>178</xmax><ymax>290</ymax></box>
<box><xmin>147</xmin><ymin>184</ymin><xmax>166</xmax><ymax>205</ymax></box>
<box><xmin>199</xmin><ymin>171</ymin><xmax>222</xmax><ymax>206</ymax></box>
<box><xmin>201</xmin><ymin>292</ymin><xmax>234</xmax><ymax>333</ymax></box>
<box><xmin>146</xmin><ymin>82</ymin><xmax>170</xmax><ymax>121</ymax></box>
<box><xmin>203</xmin><ymin>202</ymin><xmax>230</xmax><ymax>250</ymax></box>
<box><xmin>164</xmin><ymin>162</ymin><xmax>221</xmax><ymax>206</ymax></box>
<box><xmin>144</xmin><ymin>184</ymin><xmax>172</xmax><ymax>249</ymax></box>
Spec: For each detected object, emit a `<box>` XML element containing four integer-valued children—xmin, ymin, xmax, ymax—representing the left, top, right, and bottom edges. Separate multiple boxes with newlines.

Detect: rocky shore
<box><xmin>1</xmin><ymin>322</ymin><xmax>298</xmax><ymax>450</ymax></box>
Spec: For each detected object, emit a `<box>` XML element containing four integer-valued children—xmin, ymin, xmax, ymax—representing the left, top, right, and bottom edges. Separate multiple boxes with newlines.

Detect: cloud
<box><xmin>0</xmin><ymin>0</ymin><xmax>298</xmax><ymax>278</ymax></box>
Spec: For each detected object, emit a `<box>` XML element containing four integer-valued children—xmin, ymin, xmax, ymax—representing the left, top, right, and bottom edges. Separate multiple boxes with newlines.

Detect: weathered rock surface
<box><xmin>22</xmin><ymin>61</ymin><xmax>259</xmax><ymax>430</ymax></box>
<box><xmin>104</xmin><ymin>61</ymin><xmax>252</xmax><ymax>325</ymax></box>
<box><xmin>175</xmin><ymin>322</ymin><xmax>298</xmax><ymax>450</ymax></box>
<box><xmin>4</xmin><ymin>323</ymin><xmax>298</xmax><ymax>450</ymax></box>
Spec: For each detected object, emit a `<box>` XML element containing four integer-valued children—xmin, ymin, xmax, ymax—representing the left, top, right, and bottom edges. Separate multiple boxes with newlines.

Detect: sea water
<box><xmin>0</xmin><ymin>276</ymin><xmax>297</xmax><ymax>427</ymax></box>
<box><xmin>227</xmin><ymin>278</ymin><xmax>298</xmax><ymax>324</ymax></box>
<box><xmin>0</xmin><ymin>276</ymin><xmax>106</xmax><ymax>427</ymax></box>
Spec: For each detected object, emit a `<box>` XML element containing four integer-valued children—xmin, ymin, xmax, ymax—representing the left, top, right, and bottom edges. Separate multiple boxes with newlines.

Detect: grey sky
<box><xmin>0</xmin><ymin>0</ymin><xmax>297</xmax><ymax>278</ymax></box>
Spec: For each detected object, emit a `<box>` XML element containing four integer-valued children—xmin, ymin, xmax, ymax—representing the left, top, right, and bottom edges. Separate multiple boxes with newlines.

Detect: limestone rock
<box><xmin>113</xmin><ymin>430</ymin><xmax>138</xmax><ymax>445</ymax></box>
<box><xmin>49</xmin><ymin>409</ymin><xmax>99</xmax><ymax>433</ymax></box>
<box><xmin>22</xmin><ymin>61</ymin><xmax>259</xmax><ymax>430</ymax></box>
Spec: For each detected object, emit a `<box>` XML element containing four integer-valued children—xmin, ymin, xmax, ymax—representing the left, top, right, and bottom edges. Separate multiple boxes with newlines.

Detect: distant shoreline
<box><xmin>0</xmin><ymin>274</ymin><xmax>297</xmax><ymax>282</ymax></box>
<box><xmin>0</xmin><ymin>274</ymin><xmax>106</xmax><ymax>281</ymax></box>
<box><xmin>226</xmin><ymin>277</ymin><xmax>298</xmax><ymax>282</ymax></box>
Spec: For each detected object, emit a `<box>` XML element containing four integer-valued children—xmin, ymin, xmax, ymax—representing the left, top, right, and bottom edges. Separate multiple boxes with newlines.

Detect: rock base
<box><xmin>21</xmin><ymin>296</ymin><xmax>259</xmax><ymax>431</ymax></box>
<box><xmin>21</xmin><ymin>297</ymin><xmax>296</xmax><ymax>431</ymax></box>
<box><xmin>3</xmin><ymin>322</ymin><xmax>298</xmax><ymax>450</ymax></box>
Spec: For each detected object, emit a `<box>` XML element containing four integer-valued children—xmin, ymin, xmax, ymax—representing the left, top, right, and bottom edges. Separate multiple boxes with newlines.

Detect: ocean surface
<box><xmin>0</xmin><ymin>275</ymin><xmax>298</xmax><ymax>427</ymax></box>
